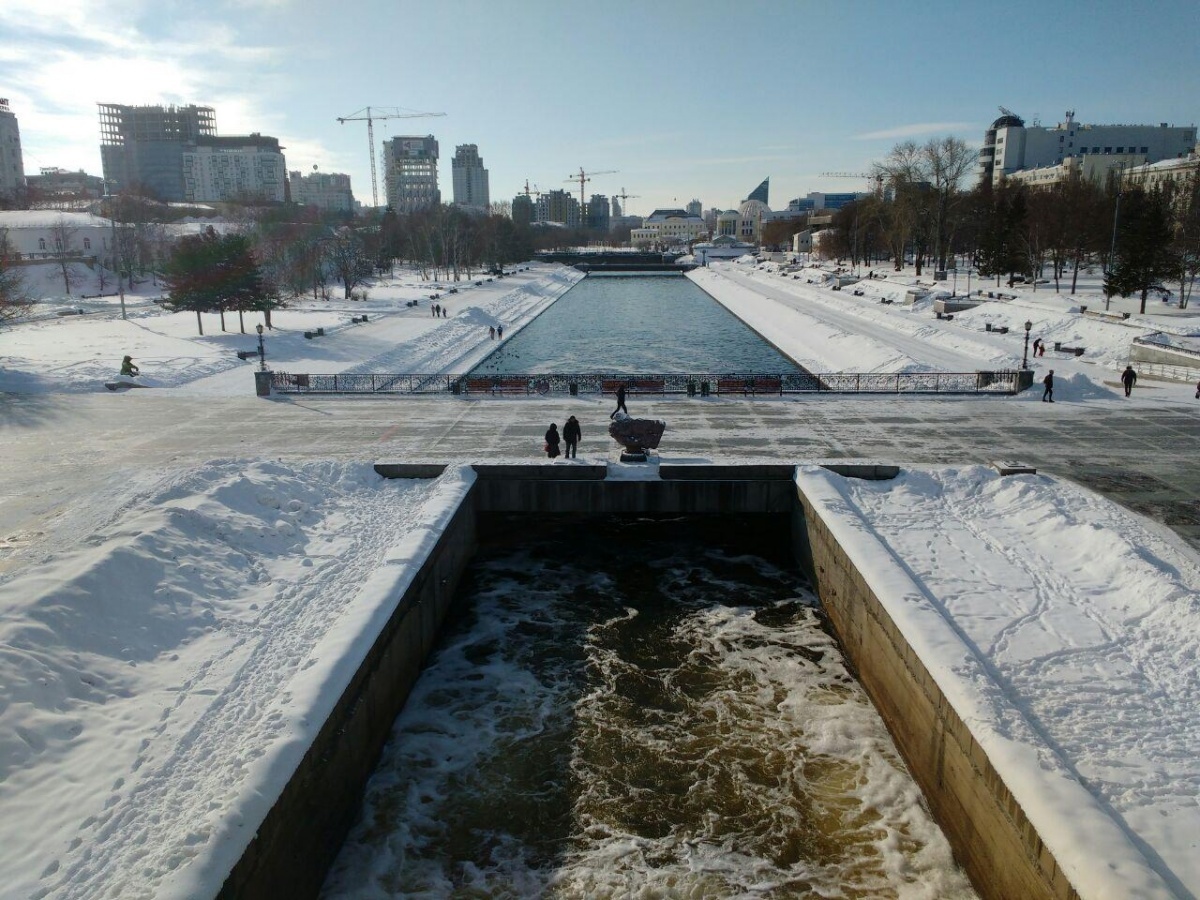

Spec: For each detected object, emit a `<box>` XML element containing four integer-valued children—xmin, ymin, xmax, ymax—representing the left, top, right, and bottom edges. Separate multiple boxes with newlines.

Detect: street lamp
<box><xmin>256</xmin><ymin>323</ymin><xmax>266</xmax><ymax>371</ymax></box>
<box><xmin>1105</xmin><ymin>162</ymin><xmax>1126</xmax><ymax>312</ymax></box>
<box><xmin>103</xmin><ymin>180</ymin><xmax>127</xmax><ymax>320</ymax></box>
<box><xmin>1022</xmin><ymin>320</ymin><xmax>1033</xmax><ymax>369</ymax></box>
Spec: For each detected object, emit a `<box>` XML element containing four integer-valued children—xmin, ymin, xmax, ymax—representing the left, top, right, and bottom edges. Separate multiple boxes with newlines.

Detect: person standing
<box><xmin>610</xmin><ymin>384</ymin><xmax>628</xmax><ymax>419</ymax></box>
<box><xmin>544</xmin><ymin>423</ymin><xmax>561</xmax><ymax>459</ymax></box>
<box><xmin>489</xmin><ymin>325</ymin><xmax>495</xmax><ymax>340</ymax></box>
<box><xmin>1121</xmin><ymin>365</ymin><xmax>1137</xmax><ymax>397</ymax></box>
<box><xmin>1042</xmin><ymin>369</ymin><xmax>1054</xmax><ymax>403</ymax></box>
<box><xmin>497</xmin><ymin>325</ymin><xmax>503</xmax><ymax>339</ymax></box>
<box><xmin>562</xmin><ymin>415</ymin><xmax>581</xmax><ymax>458</ymax></box>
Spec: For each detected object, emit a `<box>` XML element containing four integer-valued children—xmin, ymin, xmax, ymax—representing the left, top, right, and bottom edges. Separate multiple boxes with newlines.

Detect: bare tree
<box><xmin>49</xmin><ymin>216</ymin><xmax>79</xmax><ymax>295</ymax></box>
<box><xmin>1</xmin><ymin>227</ymin><xmax>32</xmax><ymax>323</ymax></box>
<box><xmin>327</xmin><ymin>227</ymin><xmax>373</xmax><ymax>298</ymax></box>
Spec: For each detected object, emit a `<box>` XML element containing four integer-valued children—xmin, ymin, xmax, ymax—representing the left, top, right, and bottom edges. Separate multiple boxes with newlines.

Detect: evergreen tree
<box><xmin>163</xmin><ymin>227</ymin><xmax>281</xmax><ymax>334</ymax></box>
<box><xmin>1104</xmin><ymin>187</ymin><xmax>1174</xmax><ymax>313</ymax></box>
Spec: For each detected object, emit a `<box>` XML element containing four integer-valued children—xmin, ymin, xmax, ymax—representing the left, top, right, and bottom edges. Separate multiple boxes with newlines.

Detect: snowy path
<box><xmin>0</xmin><ymin>461</ymin><xmax>455</xmax><ymax>899</ymax></box>
<box><xmin>805</xmin><ymin>466</ymin><xmax>1200</xmax><ymax>896</ymax></box>
<box><xmin>692</xmin><ymin>264</ymin><xmax>1013</xmax><ymax>373</ymax></box>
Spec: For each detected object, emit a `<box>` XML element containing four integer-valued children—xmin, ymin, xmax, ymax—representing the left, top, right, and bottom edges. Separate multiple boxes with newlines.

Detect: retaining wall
<box><xmin>794</xmin><ymin>484</ymin><xmax>1077</xmax><ymax>900</ymax></box>
<box><xmin>216</xmin><ymin>464</ymin><xmax>1089</xmax><ymax>900</ymax></box>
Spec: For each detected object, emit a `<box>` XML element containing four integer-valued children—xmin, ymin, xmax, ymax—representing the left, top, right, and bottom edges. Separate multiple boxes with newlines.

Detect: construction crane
<box><xmin>614</xmin><ymin>186</ymin><xmax>640</xmax><ymax>215</ymax></box>
<box><xmin>521</xmin><ymin>179</ymin><xmax>542</xmax><ymax>198</ymax></box>
<box><xmin>565</xmin><ymin>167</ymin><xmax>617</xmax><ymax>210</ymax></box>
<box><xmin>820</xmin><ymin>172</ymin><xmax>885</xmax><ymax>195</ymax></box>
<box><xmin>337</xmin><ymin>106</ymin><xmax>446</xmax><ymax>209</ymax></box>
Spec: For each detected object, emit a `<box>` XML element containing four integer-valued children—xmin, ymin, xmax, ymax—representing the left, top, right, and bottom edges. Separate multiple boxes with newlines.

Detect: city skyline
<box><xmin>1</xmin><ymin>0</ymin><xmax>1198</xmax><ymax>215</ymax></box>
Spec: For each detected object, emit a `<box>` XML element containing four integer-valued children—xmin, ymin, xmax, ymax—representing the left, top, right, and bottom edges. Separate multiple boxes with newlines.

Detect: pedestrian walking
<box><xmin>489</xmin><ymin>325</ymin><xmax>495</xmax><ymax>340</ymax></box>
<box><xmin>1042</xmin><ymin>369</ymin><xmax>1054</xmax><ymax>403</ymax></box>
<box><xmin>497</xmin><ymin>325</ymin><xmax>503</xmax><ymax>339</ymax></box>
<box><xmin>563</xmin><ymin>415</ymin><xmax>581</xmax><ymax>458</ymax></box>
<box><xmin>610</xmin><ymin>384</ymin><xmax>628</xmax><ymax>419</ymax></box>
<box><xmin>1195</xmin><ymin>378</ymin><xmax>1199</xmax><ymax>400</ymax></box>
<box><xmin>1121</xmin><ymin>365</ymin><xmax>1137</xmax><ymax>397</ymax></box>
<box><xmin>544</xmin><ymin>423</ymin><xmax>561</xmax><ymax>459</ymax></box>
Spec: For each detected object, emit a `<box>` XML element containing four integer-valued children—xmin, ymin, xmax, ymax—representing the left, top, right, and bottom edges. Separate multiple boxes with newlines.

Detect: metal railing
<box><xmin>270</xmin><ymin>370</ymin><xmax>1024</xmax><ymax>396</ymax></box>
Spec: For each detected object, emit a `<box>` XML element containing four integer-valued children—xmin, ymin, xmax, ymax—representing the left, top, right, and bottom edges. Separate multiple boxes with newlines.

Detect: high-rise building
<box><xmin>535</xmin><ymin>189</ymin><xmax>579</xmax><ymax>227</ymax></box>
<box><xmin>98</xmin><ymin>103</ymin><xmax>216</xmax><ymax>200</ymax></box>
<box><xmin>183</xmin><ymin>135</ymin><xmax>287</xmax><ymax>203</ymax></box>
<box><xmin>383</xmin><ymin>135</ymin><xmax>440</xmax><ymax>213</ymax></box>
<box><xmin>0</xmin><ymin>98</ymin><xmax>26</xmax><ymax>202</ymax></box>
<box><xmin>686</xmin><ymin>199</ymin><xmax>702</xmax><ymax>217</ymax></box>
<box><xmin>451</xmin><ymin>144</ymin><xmax>489</xmax><ymax>212</ymax></box>
<box><xmin>289</xmin><ymin>169</ymin><xmax>354</xmax><ymax>213</ymax></box>
<box><xmin>979</xmin><ymin>109</ymin><xmax>1197</xmax><ymax>188</ymax></box>
<box><xmin>611</xmin><ymin>196</ymin><xmax>622</xmax><ymax>218</ymax></box>
<box><xmin>745</xmin><ymin>178</ymin><xmax>769</xmax><ymax>205</ymax></box>
<box><xmin>511</xmin><ymin>193</ymin><xmax>534</xmax><ymax>226</ymax></box>
<box><xmin>586</xmin><ymin>194</ymin><xmax>610</xmax><ymax>231</ymax></box>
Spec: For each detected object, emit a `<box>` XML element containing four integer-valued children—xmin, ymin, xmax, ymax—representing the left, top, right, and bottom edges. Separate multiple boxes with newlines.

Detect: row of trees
<box><xmin>817</xmin><ymin>139</ymin><xmax>1200</xmax><ymax>312</ymax></box>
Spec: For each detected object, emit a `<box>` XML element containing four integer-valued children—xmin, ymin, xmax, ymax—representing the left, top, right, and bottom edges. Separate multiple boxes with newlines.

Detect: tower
<box><xmin>451</xmin><ymin>144</ymin><xmax>490</xmax><ymax>212</ymax></box>
<box><xmin>383</xmin><ymin>135</ymin><xmax>440</xmax><ymax>213</ymax></box>
<box><xmin>0</xmin><ymin>98</ymin><xmax>24</xmax><ymax>202</ymax></box>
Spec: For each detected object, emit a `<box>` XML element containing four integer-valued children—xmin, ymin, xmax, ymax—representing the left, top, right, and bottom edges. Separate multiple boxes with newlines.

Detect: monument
<box><xmin>608</xmin><ymin>412</ymin><xmax>666</xmax><ymax>462</ymax></box>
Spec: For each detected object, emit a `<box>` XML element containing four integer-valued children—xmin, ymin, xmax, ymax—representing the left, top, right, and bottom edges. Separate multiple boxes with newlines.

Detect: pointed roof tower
<box><xmin>745</xmin><ymin>177</ymin><xmax>769</xmax><ymax>205</ymax></box>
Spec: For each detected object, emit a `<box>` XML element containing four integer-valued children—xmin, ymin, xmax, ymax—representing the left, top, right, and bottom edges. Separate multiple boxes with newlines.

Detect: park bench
<box><xmin>853</xmin><ymin>289</ymin><xmax>864</xmax><ymax>296</ymax></box>
<box><xmin>236</xmin><ymin>350</ymin><xmax>259</xmax><ymax>360</ymax></box>
<box><xmin>465</xmin><ymin>377</ymin><xmax>530</xmax><ymax>395</ymax></box>
<box><xmin>602</xmin><ymin>378</ymin><xmax>666</xmax><ymax>397</ymax></box>
<box><xmin>303</xmin><ymin>328</ymin><xmax>325</xmax><ymax>339</ymax></box>
<box><xmin>1053</xmin><ymin>343</ymin><xmax>1087</xmax><ymax>356</ymax></box>
<box><xmin>717</xmin><ymin>376</ymin><xmax>782</xmax><ymax>395</ymax></box>
<box><xmin>350</xmin><ymin>315</ymin><xmax>368</xmax><ymax>324</ymax></box>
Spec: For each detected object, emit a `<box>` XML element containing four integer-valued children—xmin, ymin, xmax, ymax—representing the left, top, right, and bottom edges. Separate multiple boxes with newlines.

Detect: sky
<box><xmin>2</xmin><ymin>0</ymin><xmax>1198</xmax><ymax>214</ymax></box>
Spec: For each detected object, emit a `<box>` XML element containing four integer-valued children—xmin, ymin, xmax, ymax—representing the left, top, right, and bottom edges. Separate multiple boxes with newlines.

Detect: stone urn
<box><xmin>608</xmin><ymin>412</ymin><xmax>666</xmax><ymax>462</ymax></box>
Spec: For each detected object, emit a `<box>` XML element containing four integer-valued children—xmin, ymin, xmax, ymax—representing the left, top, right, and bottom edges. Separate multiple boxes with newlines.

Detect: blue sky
<box><xmin>2</xmin><ymin>0</ymin><xmax>1197</xmax><ymax>214</ymax></box>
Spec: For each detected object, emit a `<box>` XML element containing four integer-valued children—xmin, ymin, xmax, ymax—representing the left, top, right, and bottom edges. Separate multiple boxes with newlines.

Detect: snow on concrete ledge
<box><xmin>797</xmin><ymin>464</ymin><xmax>1198</xmax><ymax>898</ymax></box>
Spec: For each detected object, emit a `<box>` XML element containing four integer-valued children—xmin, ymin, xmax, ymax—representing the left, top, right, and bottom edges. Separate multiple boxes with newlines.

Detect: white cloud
<box><xmin>855</xmin><ymin>122</ymin><xmax>975</xmax><ymax>140</ymax></box>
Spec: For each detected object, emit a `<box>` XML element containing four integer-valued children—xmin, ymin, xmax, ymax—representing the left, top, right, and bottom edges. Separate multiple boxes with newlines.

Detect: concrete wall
<box><xmin>217</xmin><ymin>464</ymin><xmax>1084</xmax><ymax>900</ymax></box>
<box><xmin>794</xmin><ymin>485</ymin><xmax>1078</xmax><ymax>900</ymax></box>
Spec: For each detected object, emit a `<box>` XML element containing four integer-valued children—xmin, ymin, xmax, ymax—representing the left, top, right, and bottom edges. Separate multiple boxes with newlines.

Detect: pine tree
<box><xmin>1104</xmin><ymin>187</ymin><xmax>1174</xmax><ymax>313</ymax></box>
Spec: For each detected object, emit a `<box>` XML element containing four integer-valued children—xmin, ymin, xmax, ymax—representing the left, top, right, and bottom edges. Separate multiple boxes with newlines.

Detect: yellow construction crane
<box><xmin>820</xmin><ymin>172</ymin><xmax>885</xmax><ymax>195</ymax></box>
<box><xmin>614</xmin><ymin>186</ymin><xmax>640</xmax><ymax>214</ymax></box>
<box><xmin>338</xmin><ymin>106</ymin><xmax>446</xmax><ymax>209</ymax></box>
<box><xmin>565</xmin><ymin>167</ymin><xmax>617</xmax><ymax>210</ymax></box>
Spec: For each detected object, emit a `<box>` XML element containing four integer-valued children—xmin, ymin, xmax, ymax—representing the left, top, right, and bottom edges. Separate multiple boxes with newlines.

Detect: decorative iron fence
<box><xmin>270</xmin><ymin>370</ymin><xmax>1023</xmax><ymax>396</ymax></box>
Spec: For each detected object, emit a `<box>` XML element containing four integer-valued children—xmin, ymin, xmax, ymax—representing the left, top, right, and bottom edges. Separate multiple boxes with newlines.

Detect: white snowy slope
<box><xmin>0</xmin><ymin>460</ymin><xmax>475</xmax><ymax>899</ymax></box>
<box><xmin>798</xmin><ymin>465</ymin><xmax>1200</xmax><ymax>897</ymax></box>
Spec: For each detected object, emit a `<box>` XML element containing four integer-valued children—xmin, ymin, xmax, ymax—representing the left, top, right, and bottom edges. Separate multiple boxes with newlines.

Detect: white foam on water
<box><xmin>322</xmin><ymin>536</ymin><xmax>977</xmax><ymax>899</ymax></box>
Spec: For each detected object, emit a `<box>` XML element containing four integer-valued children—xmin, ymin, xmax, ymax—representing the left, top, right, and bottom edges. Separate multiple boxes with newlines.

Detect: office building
<box><xmin>979</xmin><ymin>109</ymin><xmax>1196</xmax><ymax>188</ymax></box>
<box><xmin>99</xmin><ymin>103</ymin><xmax>216</xmax><ymax>200</ymax></box>
<box><xmin>451</xmin><ymin>144</ymin><xmax>489</xmax><ymax>212</ymax></box>
<box><xmin>535</xmin><ymin>189</ymin><xmax>579</xmax><ymax>228</ymax></box>
<box><xmin>511</xmin><ymin>193</ymin><xmax>534</xmax><ymax>226</ymax></box>
<box><xmin>383</xmin><ymin>135</ymin><xmax>440</xmax><ymax>213</ymax></box>
<box><xmin>183</xmin><ymin>135</ymin><xmax>287</xmax><ymax>203</ymax></box>
<box><xmin>586</xmin><ymin>194</ymin><xmax>610</xmax><ymax>231</ymax></box>
<box><xmin>290</xmin><ymin>169</ymin><xmax>354</xmax><ymax>213</ymax></box>
<box><xmin>0</xmin><ymin>98</ymin><xmax>26</xmax><ymax>202</ymax></box>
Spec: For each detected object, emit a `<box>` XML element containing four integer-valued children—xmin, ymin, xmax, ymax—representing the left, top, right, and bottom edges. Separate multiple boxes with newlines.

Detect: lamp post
<box><xmin>1022</xmin><ymin>319</ymin><xmax>1033</xmax><ymax>369</ymax></box>
<box><xmin>104</xmin><ymin>181</ymin><xmax>127</xmax><ymax>320</ymax></box>
<box><xmin>256</xmin><ymin>323</ymin><xmax>266</xmax><ymax>371</ymax></box>
<box><xmin>1105</xmin><ymin>163</ymin><xmax>1125</xmax><ymax>312</ymax></box>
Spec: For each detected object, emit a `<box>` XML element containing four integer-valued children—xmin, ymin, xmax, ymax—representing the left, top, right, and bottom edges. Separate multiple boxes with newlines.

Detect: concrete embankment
<box><xmin>217</xmin><ymin>464</ymin><xmax>1158</xmax><ymax>900</ymax></box>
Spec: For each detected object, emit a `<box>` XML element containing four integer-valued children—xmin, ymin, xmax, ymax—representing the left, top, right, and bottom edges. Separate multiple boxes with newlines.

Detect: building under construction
<box><xmin>99</xmin><ymin>103</ymin><xmax>216</xmax><ymax>201</ymax></box>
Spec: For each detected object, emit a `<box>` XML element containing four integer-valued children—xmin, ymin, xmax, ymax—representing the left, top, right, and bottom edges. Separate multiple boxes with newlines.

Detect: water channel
<box><xmin>472</xmin><ymin>274</ymin><xmax>803</xmax><ymax>375</ymax></box>
<box><xmin>321</xmin><ymin>515</ymin><xmax>977</xmax><ymax>899</ymax></box>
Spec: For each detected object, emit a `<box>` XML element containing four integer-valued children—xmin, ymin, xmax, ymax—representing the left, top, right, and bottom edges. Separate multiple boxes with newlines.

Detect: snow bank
<box><xmin>798</xmin><ymin>464</ymin><xmax>1200</xmax><ymax>897</ymax></box>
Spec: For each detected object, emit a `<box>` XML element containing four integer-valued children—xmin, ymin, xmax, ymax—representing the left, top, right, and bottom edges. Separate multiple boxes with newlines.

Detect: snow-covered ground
<box><xmin>2</xmin><ymin>257</ymin><xmax>1200</xmax><ymax>897</ymax></box>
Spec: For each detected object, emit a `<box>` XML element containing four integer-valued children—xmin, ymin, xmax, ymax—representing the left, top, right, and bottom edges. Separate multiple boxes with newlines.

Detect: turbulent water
<box><xmin>321</xmin><ymin>516</ymin><xmax>976</xmax><ymax>899</ymax></box>
<box><xmin>471</xmin><ymin>275</ymin><xmax>802</xmax><ymax>374</ymax></box>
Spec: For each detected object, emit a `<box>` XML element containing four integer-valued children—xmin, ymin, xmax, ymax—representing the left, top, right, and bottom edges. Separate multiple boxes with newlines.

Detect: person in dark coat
<box><xmin>1042</xmin><ymin>369</ymin><xmax>1054</xmax><ymax>403</ymax></box>
<box><xmin>562</xmin><ymin>415</ymin><xmax>581</xmax><ymax>458</ymax></box>
<box><xmin>610</xmin><ymin>384</ymin><xmax>628</xmax><ymax>419</ymax></box>
<box><xmin>544</xmin><ymin>423</ymin><xmax>561</xmax><ymax>458</ymax></box>
<box><xmin>120</xmin><ymin>355</ymin><xmax>139</xmax><ymax>376</ymax></box>
<box><xmin>1121</xmin><ymin>365</ymin><xmax>1137</xmax><ymax>397</ymax></box>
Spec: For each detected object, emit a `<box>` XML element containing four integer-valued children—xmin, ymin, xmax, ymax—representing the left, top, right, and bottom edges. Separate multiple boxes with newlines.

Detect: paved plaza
<box><xmin>4</xmin><ymin>390</ymin><xmax>1198</xmax><ymax>563</ymax></box>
